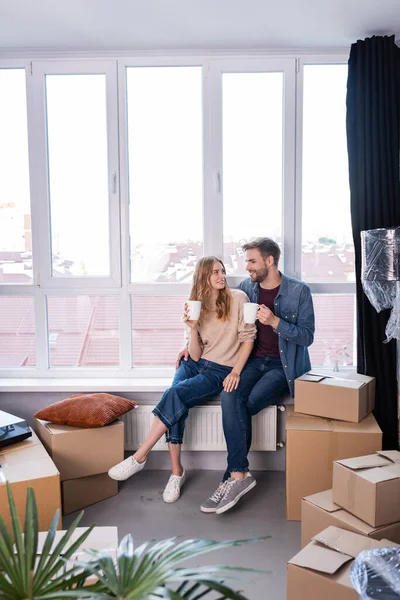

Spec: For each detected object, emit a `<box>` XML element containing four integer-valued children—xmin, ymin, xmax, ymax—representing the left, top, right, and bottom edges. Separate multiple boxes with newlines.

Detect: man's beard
<box><xmin>250</xmin><ymin>265</ymin><xmax>269</xmax><ymax>282</ymax></box>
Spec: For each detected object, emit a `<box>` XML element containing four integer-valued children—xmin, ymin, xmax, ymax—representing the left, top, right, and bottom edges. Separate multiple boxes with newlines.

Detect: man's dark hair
<box><xmin>242</xmin><ymin>237</ymin><xmax>281</xmax><ymax>267</ymax></box>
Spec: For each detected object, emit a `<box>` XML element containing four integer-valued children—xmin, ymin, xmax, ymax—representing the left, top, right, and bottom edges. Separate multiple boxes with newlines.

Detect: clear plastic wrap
<box><xmin>361</xmin><ymin>227</ymin><xmax>400</xmax><ymax>341</ymax></box>
<box><xmin>350</xmin><ymin>546</ymin><xmax>400</xmax><ymax>599</ymax></box>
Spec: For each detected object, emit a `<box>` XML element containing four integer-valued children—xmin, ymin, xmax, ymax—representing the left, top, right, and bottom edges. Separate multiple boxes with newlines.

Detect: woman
<box><xmin>108</xmin><ymin>256</ymin><xmax>256</xmax><ymax>503</ymax></box>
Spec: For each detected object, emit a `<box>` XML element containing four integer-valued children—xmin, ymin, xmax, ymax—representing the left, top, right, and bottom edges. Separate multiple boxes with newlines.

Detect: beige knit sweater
<box><xmin>187</xmin><ymin>289</ymin><xmax>256</xmax><ymax>367</ymax></box>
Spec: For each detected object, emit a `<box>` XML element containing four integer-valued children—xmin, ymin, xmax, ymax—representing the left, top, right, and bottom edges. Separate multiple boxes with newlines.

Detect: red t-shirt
<box><xmin>253</xmin><ymin>285</ymin><xmax>281</xmax><ymax>359</ymax></box>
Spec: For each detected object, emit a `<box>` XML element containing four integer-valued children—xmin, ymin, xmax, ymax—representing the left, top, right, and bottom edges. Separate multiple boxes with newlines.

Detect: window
<box><xmin>46</xmin><ymin>74</ymin><xmax>110</xmax><ymax>278</ymax></box>
<box><xmin>309</xmin><ymin>294</ymin><xmax>356</xmax><ymax>368</ymax></box>
<box><xmin>222</xmin><ymin>72</ymin><xmax>284</xmax><ymax>274</ymax></box>
<box><xmin>32</xmin><ymin>61</ymin><xmax>120</xmax><ymax>289</ymax></box>
<box><xmin>0</xmin><ymin>69</ymin><xmax>32</xmax><ymax>284</ymax></box>
<box><xmin>126</xmin><ymin>66</ymin><xmax>203</xmax><ymax>283</ymax></box>
<box><xmin>300</xmin><ymin>61</ymin><xmax>356</xmax><ymax>367</ymax></box>
<box><xmin>301</xmin><ymin>64</ymin><xmax>354</xmax><ymax>283</ymax></box>
<box><xmin>0</xmin><ymin>297</ymin><xmax>35</xmax><ymax>366</ymax></box>
<box><xmin>131</xmin><ymin>296</ymin><xmax>186</xmax><ymax>366</ymax></box>
<box><xmin>47</xmin><ymin>296</ymin><xmax>119</xmax><ymax>367</ymax></box>
<box><xmin>0</xmin><ymin>56</ymin><xmax>353</xmax><ymax>375</ymax></box>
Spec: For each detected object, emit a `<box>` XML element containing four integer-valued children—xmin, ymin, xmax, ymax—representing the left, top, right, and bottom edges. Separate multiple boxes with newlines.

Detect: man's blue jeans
<box><xmin>153</xmin><ymin>357</ymin><xmax>231</xmax><ymax>444</ymax></box>
<box><xmin>220</xmin><ymin>357</ymin><xmax>289</xmax><ymax>480</ymax></box>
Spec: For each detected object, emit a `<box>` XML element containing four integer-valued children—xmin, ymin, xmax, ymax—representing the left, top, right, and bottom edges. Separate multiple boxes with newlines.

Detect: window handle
<box><xmin>112</xmin><ymin>171</ymin><xmax>117</xmax><ymax>194</ymax></box>
<box><xmin>216</xmin><ymin>170</ymin><xmax>221</xmax><ymax>194</ymax></box>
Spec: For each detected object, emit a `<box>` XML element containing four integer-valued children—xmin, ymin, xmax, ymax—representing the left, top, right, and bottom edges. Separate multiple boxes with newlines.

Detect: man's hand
<box><xmin>223</xmin><ymin>371</ymin><xmax>240</xmax><ymax>393</ymax></box>
<box><xmin>257</xmin><ymin>304</ymin><xmax>280</xmax><ymax>328</ymax></box>
<box><xmin>176</xmin><ymin>348</ymin><xmax>189</xmax><ymax>369</ymax></box>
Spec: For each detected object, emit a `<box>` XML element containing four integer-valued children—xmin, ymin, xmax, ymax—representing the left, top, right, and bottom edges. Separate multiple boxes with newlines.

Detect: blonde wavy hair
<box><xmin>189</xmin><ymin>256</ymin><xmax>232</xmax><ymax>322</ymax></box>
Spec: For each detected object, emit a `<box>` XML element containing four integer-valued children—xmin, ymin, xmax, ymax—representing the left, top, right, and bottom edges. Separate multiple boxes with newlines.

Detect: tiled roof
<box><xmin>1</xmin><ymin>291</ymin><xmax>354</xmax><ymax>369</ymax></box>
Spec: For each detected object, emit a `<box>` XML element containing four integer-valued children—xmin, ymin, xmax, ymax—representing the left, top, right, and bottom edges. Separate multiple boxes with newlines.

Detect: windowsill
<box><xmin>0</xmin><ymin>378</ymin><xmax>172</xmax><ymax>393</ymax></box>
<box><xmin>0</xmin><ymin>367</ymin><xmax>357</xmax><ymax>393</ymax></box>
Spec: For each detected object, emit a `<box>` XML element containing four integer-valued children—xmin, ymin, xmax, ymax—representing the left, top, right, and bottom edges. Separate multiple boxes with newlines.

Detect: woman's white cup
<box><xmin>186</xmin><ymin>300</ymin><xmax>201</xmax><ymax>321</ymax></box>
<box><xmin>244</xmin><ymin>302</ymin><xmax>259</xmax><ymax>324</ymax></box>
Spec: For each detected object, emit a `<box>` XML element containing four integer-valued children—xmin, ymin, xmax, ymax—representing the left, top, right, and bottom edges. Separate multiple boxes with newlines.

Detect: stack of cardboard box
<box><xmin>300</xmin><ymin>448</ymin><xmax>400</xmax><ymax>546</ymax></box>
<box><xmin>287</xmin><ymin>525</ymin><xmax>397</xmax><ymax>600</ymax></box>
<box><xmin>286</xmin><ymin>370</ymin><xmax>400</xmax><ymax>598</ymax></box>
<box><xmin>286</xmin><ymin>369</ymin><xmax>382</xmax><ymax>521</ymax></box>
<box><xmin>286</xmin><ymin>371</ymin><xmax>382</xmax><ymax>520</ymax></box>
<box><xmin>288</xmin><ymin>451</ymin><xmax>400</xmax><ymax>598</ymax></box>
<box><xmin>0</xmin><ymin>430</ymin><xmax>61</xmax><ymax>536</ymax></box>
<box><xmin>35</xmin><ymin>418</ymin><xmax>124</xmax><ymax>515</ymax></box>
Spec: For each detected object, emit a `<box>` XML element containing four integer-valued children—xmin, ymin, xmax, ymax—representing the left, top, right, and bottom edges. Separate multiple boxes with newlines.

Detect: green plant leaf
<box><xmin>34</xmin><ymin>509</ymin><xmax>62</xmax><ymax>581</ymax></box>
<box><xmin>1</xmin><ymin>483</ymin><xmax>268</xmax><ymax>600</ymax></box>
<box><xmin>191</xmin><ymin>579</ymin><xmax>248</xmax><ymax>600</ymax></box>
<box><xmin>0</xmin><ymin>570</ymin><xmax>21</xmax><ymax>599</ymax></box>
<box><xmin>24</xmin><ymin>486</ymin><xmax>39</xmax><ymax>596</ymax></box>
<box><xmin>6</xmin><ymin>482</ymin><xmax>27</xmax><ymax>590</ymax></box>
<box><xmin>116</xmin><ymin>535</ymin><xmax>138</xmax><ymax>591</ymax></box>
<box><xmin>0</xmin><ymin>516</ymin><xmax>22</xmax><ymax>591</ymax></box>
<box><xmin>72</xmin><ymin>555</ymin><xmax>120</xmax><ymax>595</ymax></box>
<box><xmin>34</xmin><ymin>512</ymin><xmax>95</xmax><ymax>590</ymax></box>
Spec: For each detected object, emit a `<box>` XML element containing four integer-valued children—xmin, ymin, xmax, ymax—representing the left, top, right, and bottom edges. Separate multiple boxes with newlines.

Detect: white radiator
<box><xmin>122</xmin><ymin>403</ymin><xmax>277</xmax><ymax>451</ymax></box>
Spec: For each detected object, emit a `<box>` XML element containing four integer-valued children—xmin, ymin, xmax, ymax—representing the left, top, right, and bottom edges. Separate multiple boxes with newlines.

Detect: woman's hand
<box><xmin>223</xmin><ymin>371</ymin><xmax>240</xmax><ymax>393</ymax></box>
<box><xmin>176</xmin><ymin>348</ymin><xmax>189</xmax><ymax>369</ymax></box>
<box><xmin>183</xmin><ymin>303</ymin><xmax>199</xmax><ymax>330</ymax></box>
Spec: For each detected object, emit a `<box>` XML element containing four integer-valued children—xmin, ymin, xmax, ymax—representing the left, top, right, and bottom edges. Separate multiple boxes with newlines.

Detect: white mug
<box><xmin>186</xmin><ymin>300</ymin><xmax>201</xmax><ymax>321</ymax></box>
<box><xmin>243</xmin><ymin>302</ymin><xmax>259</xmax><ymax>324</ymax></box>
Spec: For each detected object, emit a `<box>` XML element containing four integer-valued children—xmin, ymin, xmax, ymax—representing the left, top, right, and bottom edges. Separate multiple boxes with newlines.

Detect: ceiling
<box><xmin>0</xmin><ymin>0</ymin><xmax>399</xmax><ymax>54</ymax></box>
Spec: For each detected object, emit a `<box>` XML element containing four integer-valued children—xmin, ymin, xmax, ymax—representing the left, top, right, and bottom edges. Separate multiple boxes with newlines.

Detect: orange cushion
<box><xmin>34</xmin><ymin>393</ymin><xmax>138</xmax><ymax>428</ymax></box>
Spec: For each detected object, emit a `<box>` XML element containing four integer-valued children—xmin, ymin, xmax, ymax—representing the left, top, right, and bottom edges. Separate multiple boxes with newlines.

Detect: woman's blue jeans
<box><xmin>153</xmin><ymin>357</ymin><xmax>231</xmax><ymax>444</ymax></box>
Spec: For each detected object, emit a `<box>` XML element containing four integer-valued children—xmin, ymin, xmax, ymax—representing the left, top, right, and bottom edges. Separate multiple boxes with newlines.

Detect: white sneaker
<box><xmin>108</xmin><ymin>456</ymin><xmax>146</xmax><ymax>481</ymax></box>
<box><xmin>162</xmin><ymin>471</ymin><xmax>186</xmax><ymax>503</ymax></box>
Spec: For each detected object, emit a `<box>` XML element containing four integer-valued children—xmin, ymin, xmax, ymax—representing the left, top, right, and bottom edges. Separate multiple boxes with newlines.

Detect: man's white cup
<box><xmin>244</xmin><ymin>302</ymin><xmax>259</xmax><ymax>324</ymax></box>
<box><xmin>186</xmin><ymin>300</ymin><xmax>201</xmax><ymax>321</ymax></box>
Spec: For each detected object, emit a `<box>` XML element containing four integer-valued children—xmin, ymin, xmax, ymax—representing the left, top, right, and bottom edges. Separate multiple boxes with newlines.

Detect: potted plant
<box><xmin>0</xmin><ymin>483</ymin><xmax>267</xmax><ymax>599</ymax></box>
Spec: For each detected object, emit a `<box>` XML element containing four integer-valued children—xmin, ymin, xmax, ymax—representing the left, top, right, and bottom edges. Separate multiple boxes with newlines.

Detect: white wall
<box><xmin>0</xmin><ymin>392</ymin><xmax>287</xmax><ymax>471</ymax></box>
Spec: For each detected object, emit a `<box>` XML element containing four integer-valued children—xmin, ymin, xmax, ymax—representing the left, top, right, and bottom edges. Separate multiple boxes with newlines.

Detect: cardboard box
<box><xmin>62</xmin><ymin>473</ymin><xmax>118</xmax><ymax>515</ymax></box>
<box><xmin>301</xmin><ymin>489</ymin><xmax>400</xmax><ymax>548</ymax></box>
<box><xmin>37</xmin><ymin>526</ymin><xmax>118</xmax><ymax>586</ymax></box>
<box><xmin>332</xmin><ymin>450</ymin><xmax>400</xmax><ymax>527</ymax></box>
<box><xmin>286</xmin><ymin>406</ymin><xmax>382</xmax><ymax>520</ymax></box>
<box><xmin>0</xmin><ymin>431</ymin><xmax>61</xmax><ymax>536</ymax></box>
<box><xmin>294</xmin><ymin>370</ymin><xmax>375</xmax><ymax>423</ymax></box>
<box><xmin>35</xmin><ymin>418</ymin><xmax>124</xmax><ymax>481</ymax></box>
<box><xmin>287</xmin><ymin>526</ymin><xmax>395</xmax><ymax>600</ymax></box>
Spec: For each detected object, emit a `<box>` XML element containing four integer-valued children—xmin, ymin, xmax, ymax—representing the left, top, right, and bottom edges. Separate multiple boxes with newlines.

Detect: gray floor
<box><xmin>63</xmin><ymin>470</ymin><xmax>300</xmax><ymax>600</ymax></box>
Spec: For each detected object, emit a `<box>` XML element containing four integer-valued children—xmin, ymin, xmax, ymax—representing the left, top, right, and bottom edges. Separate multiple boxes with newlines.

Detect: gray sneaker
<box><xmin>200</xmin><ymin>481</ymin><xmax>228</xmax><ymax>513</ymax></box>
<box><xmin>215</xmin><ymin>474</ymin><xmax>257</xmax><ymax>514</ymax></box>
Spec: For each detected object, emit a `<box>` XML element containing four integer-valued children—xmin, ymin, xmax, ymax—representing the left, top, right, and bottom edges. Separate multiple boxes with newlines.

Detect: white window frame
<box><xmin>296</xmin><ymin>55</ymin><xmax>356</xmax><ymax>368</ymax></box>
<box><xmin>295</xmin><ymin>54</ymin><xmax>354</xmax><ymax>297</ymax></box>
<box><xmin>117</xmin><ymin>57</ymin><xmax>208</xmax><ymax>299</ymax></box>
<box><xmin>0</xmin><ymin>52</ymin><xmax>356</xmax><ymax>379</ymax></box>
<box><xmin>207</xmin><ymin>57</ymin><xmax>296</xmax><ymax>288</ymax></box>
<box><xmin>29</xmin><ymin>60</ymin><xmax>121</xmax><ymax>289</ymax></box>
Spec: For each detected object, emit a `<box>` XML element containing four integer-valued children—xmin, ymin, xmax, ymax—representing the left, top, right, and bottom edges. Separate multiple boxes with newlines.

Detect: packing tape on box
<box><xmin>326</xmin><ymin>420</ymin><xmax>336</xmax><ymax>475</ymax></box>
<box><xmin>347</xmin><ymin>475</ymin><xmax>356</xmax><ymax>511</ymax></box>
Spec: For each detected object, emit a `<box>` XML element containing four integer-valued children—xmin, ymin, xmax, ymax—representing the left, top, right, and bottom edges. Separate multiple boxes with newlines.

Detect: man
<box><xmin>177</xmin><ymin>237</ymin><xmax>315</xmax><ymax>514</ymax></box>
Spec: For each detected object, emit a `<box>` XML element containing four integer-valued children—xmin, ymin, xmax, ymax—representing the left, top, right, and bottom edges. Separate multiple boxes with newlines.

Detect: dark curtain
<box><xmin>347</xmin><ymin>35</ymin><xmax>400</xmax><ymax>449</ymax></box>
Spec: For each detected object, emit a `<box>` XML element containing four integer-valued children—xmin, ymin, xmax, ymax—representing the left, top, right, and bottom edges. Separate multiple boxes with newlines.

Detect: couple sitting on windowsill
<box><xmin>108</xmin><ymin>237</ymin><xmax>315</xmax><ymax>515</ymax></box>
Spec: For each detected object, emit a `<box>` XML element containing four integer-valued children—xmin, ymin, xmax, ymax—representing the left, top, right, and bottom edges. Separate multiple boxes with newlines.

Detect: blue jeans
<box><xmin>220</xmin><ymin>357</ymin><xmax>289</xmax><ymax>480</ymax></box>
<box><xmin>153</xmin><ymin>357</ymin><xmax>231</xmax><ymax>444</ymax></box>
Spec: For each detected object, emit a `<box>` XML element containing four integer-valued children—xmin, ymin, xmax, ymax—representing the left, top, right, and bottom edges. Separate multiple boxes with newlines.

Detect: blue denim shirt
<box><xmin>238</xmin><ymin>274</ymin><xmax>315</xmax><ymax>397</ymax></box>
